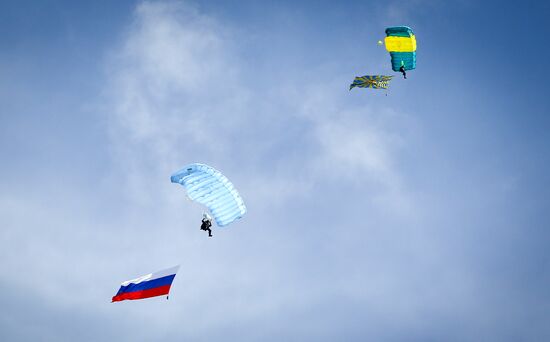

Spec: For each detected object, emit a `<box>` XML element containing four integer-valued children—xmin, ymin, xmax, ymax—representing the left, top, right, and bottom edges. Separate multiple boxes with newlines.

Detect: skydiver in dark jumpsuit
<box><xmin>200</xmin><ymin>213</ymin><xmax>213</xmax><ymax>237</ymax></box>
<box><xmin>399</xmin><ymin>65</ymin><xmax>407</xmax><ymax>79</ymax></box>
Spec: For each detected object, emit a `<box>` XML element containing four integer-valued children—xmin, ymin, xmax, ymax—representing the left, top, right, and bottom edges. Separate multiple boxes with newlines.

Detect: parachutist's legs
<box><xmin>207</xmin><ymin>228</ymin><xmax>212</xmax><ymax>237</ymax></box>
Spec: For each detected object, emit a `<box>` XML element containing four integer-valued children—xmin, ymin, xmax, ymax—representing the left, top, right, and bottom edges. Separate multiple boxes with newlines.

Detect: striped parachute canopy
<box><xmin>171</xmin><ymin>163</ymin><xmax>246</xmax><ymax>227</ymax></box>
<box><xmin>384</xmin><ymin>26</ymin><xmax>416</xmax><ymax>72</ymax></box>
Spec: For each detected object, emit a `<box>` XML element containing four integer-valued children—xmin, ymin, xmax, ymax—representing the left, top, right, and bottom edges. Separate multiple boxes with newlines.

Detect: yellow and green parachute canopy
<box><xmin>350</xmin><ymin>75</ymin><xmax>393</xmax><ymax>90</ymax></box>
<box><xmin>385</xmin><ymin>26</ymin><xmax>416</xmax><ymax>72</ymax></box>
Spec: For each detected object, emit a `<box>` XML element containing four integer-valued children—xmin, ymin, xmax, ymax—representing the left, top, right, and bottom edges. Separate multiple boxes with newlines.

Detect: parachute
<box><xmin>350</xmin><ymin>75</ymin><xmax>393</xmax><ymax>90</ymax></box>
<box><xmin>384</xmin><ymin>26</ymin><xmax>416</xmax><ymax>72</ymax></box>
<box><xmin>171</xmin><ymin>163</ymin><xmax>246</xmax><ymax>227</ymax></box>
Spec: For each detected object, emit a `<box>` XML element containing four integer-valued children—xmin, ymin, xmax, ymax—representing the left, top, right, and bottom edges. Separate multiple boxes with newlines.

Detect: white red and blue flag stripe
<box><xmin>112</xmin><ymin>266</ymin><xmax>180</xmax><ymax>302</ymax></box>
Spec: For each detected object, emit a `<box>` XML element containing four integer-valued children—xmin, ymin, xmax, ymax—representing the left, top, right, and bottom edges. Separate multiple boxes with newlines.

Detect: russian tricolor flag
<box><xmin>112</xmin><ymin>266</ymin><xmax>180</xmax><ymax>302</ymax></box>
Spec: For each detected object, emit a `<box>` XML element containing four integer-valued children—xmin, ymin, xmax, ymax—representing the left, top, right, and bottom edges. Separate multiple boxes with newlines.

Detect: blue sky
<box><xmin>1</xmin><ymin>0</ymin><xmax>549</xmax><ymax>341</ymax></box>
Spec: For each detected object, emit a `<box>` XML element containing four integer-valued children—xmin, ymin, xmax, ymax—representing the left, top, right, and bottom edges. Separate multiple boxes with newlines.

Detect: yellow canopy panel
<box><xmin>384</xmin><ymin>34</ymin><xmax>416</xmax><ymax>53</ymax></box>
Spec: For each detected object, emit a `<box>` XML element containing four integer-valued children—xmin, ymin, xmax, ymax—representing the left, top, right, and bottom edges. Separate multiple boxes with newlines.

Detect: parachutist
<box><xmin>399</xmin><ymin>65</ymin><xmax>407</xmax><ymax>79</ymax></box>
<box><xmin>201</xmin><ymin>212</ymin><xmax>213</xmax><ymax>237</ymax></box>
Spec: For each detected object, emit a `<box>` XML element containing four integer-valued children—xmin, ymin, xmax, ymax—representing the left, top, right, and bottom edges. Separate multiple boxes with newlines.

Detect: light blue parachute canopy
<box><xmin>171</xmin><ymin>163</ymin><xmax>246</xmax><ymax>227</ymax></box>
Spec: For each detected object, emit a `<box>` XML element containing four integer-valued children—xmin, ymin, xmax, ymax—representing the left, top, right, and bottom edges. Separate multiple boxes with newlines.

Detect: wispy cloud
<box><xmin>105</xmin><ymin>1</ymin><xmax>411</xmax><ymax>213</ymax></box>
<box><xmin>96</xmin><ymin>2</ymin><xmax>421</xmax><ymax>336</ymax></box>
<box><xmin>2</xmin><ymin>0</ymin><xmax>549</xmax><ymax>340</ymax></box>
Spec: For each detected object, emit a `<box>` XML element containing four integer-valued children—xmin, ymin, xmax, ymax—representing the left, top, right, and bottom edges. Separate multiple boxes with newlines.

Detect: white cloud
<box><xmin>4</xmin><ymin>1</ymin><xmax>543</xmax><ymax>341</ymax></box>
<box><xmin>98</xmin><ymin>0</ymin><xmax>420</xmax><ymax>333</ymax></box>
<box><xmin>0</xmin><ymin>1</ymin><xmax>421</xmax><ymax>339</ymax></box>
<box><xmin>104</xmin><ymin>0</ymin><xmax>412</xmax><ymax>213</ymax></box>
